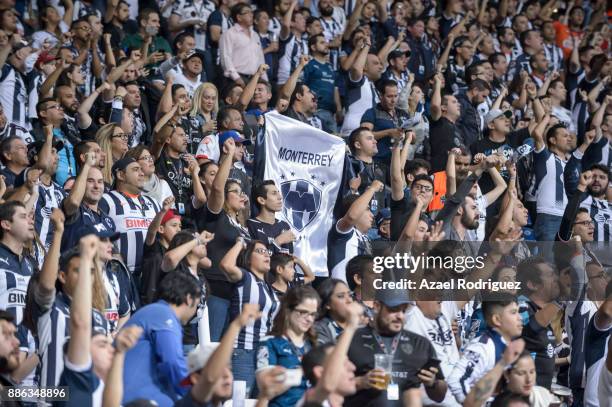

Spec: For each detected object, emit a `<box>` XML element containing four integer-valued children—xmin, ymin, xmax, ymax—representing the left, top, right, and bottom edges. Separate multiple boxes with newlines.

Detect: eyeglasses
<box><xmin>138</xmin><ymin>155</ymin><xmax>154</xmax><ymax>162</ymax></box>
<box><xmin>227</xmin><ymin>189</ymin><xmax>246</xmax><ymax>196</ymax></box>
<box><xmin>573</xmin><ymin>220</ymin><xmax>594</xmax><ymax>226</ymax></box>
<box><xmin>293</xmin><ymin>308</ymin><xmax>318</xmax><ymax>319</ymax></box>
<box><xmin>253</xmin><ymin>248</ymin><xmax>272</xmax><ymax>256</ymax></box>
<box><xmin>112</xmin><ymin>133</ymin><xmax>129</xmax><ymax>140</ymax></box>
<box><xmin>76</xmin><ymin>26</ymin><xmax>92</xmax><ymax>32</ymax></box>
<box><xmin>413</xmin><ymin>184</ymin><xmax>433</xmax><ymax>192</ymax></box>
<box><xmin>44</xmin><ymin>104</ymin><xmax>63</xmax><ymax>111</ymax></box>
<box><xmin>240</xmin><ymin>9</ymin><xmax>253</xmax><ymax>15</ymax></box>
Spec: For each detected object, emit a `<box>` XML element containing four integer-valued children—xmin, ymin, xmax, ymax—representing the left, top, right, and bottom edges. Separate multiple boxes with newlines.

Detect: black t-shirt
<box><xmin>520</xmin><ymin>298</ymin><xmax>556</xmax><ymax>390</ymax></box>
<box><xmin>203</xmin><ymin>206</ymin><xmax>251</xmax><ymax>298</ymax></box>
<box><xmin>345</xmin><ymin>326</ymin><xmax>440</xmax><ymax>407</ymax></box>
<box><xmin>0</xmin><ymin>167</ymin><xmax>19</xmax><ymax>188</ymax></box>
<box><xmin>469</xmin><ymin>128</ymin><xmax>531</xmax><ymax>195</ymax></box>
<box><xmin>155</xmin><ymin>152</ymin><xmax>193</xmax><ymax>217</ymax></box>
<box><xmin>140</xmin><ymin>239</ymin><xmax>166</xmax><ymax>305</ymax></box>
<box><xmin>428</xmin><ymin>117</ymin><xmax>464</xmax><ymax>173</ymax></box>
<box><xmin>247</xmin><ymin>217</ymin><xmax>293</xmax><ymax>253</ymax></box>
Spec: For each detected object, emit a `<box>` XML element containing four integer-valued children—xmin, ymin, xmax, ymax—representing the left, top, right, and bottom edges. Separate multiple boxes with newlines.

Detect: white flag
<box><xmin>263</xmin><ymin>112</ymin><xmax>346</xmax><ymax>277</ymax></box>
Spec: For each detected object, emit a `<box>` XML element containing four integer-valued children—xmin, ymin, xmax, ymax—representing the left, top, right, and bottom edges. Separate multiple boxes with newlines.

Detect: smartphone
<box><xmin>421</xmin><ymin>358</ymin><xmax>441</xmax><ymax>372</ymax></box>
<box><xmin>284</xmin><ymin>368</ymin><xmax>303</xmax><ymax>387</ymax></box>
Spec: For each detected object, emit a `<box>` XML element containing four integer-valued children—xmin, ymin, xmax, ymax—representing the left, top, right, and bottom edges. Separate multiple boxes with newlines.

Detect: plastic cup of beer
<box><xmin>373</xmin><ymin>354</ymin><xmax>393</xmax><ymax>390</ymax></box>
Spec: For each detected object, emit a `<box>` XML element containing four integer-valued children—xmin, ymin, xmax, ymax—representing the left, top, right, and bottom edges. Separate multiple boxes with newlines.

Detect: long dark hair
<box><xmin>316</xmin><ymin>278</ymin><xmax>347</xmax><ymax>320</ymax></box>
<box><xmin>167</xmin><ymin>230</ymin><xmax>209</xmax><ymax>303</ymax></box>
<box><xmin>270</xmin><ymin>285</ymin><xmax>320</xmax><ymax>344</ymax></box>
<box><xmin>238</xmin><ymin>240</ymin><xmax>268</xmax><ymax>272</ymax></box>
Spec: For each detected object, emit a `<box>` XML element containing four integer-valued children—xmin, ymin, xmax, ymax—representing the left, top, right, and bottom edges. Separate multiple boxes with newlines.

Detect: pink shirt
<box><xmin>219</xmin><ymin>24</ymin><xmax>267</xmax><ymax>81</ymax></box>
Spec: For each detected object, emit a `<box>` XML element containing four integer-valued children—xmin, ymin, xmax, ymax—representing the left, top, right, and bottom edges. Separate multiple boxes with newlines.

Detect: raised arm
<box><xmin>279</xmin><ymin>55</ymin><xmax>309</xmax><ymax>100</ymax></box>
<box><xmin>219</xmin><ymin>239</ymin><xmax>248</xmax><ymax>282</ymax></box>
<box><xmin>193</xmin><ymin>304</ymin><xmax>261</xmax><ymax>403</ymax></box>
<box><xmin>237</xmin><ymin>64</ymin><xmax>269</xmax><ymax>111</ymax></box>
<box><xmin>40</xmin><ymin>59</ymin><xmax>69</xmax><ymax>98</ymax></box>
<box><xmin>429</xmin><ymin>73</ymin><xmax>443</xmax><ymax>121</ymax></box>
<box><xmin>437</xmin><ymin>34</ymin><xmax>456</xmax><ymax>72</ymax></box>
<box><xmin>349</xmin><ymin>39</ymin><xmax>370</xmax><ymax>83</ymax></box>
<box><xmin>280</xmin><ymin>0</ymin><xmax>297</xmax><ymax>41</ymax></box>
<box><xmin>77</xmin><ymin>82</ymin><xmax>111</xmax><ymax>129</ymax></box>
<box><xmin>66</xmin><ymin>235</ymin><xmax>98</xmax><ymax>367</ymax></box>
<box><xmin>337</xmin><ymin>180</ymin><xmax>383</xmax><ymax>232</ymax></box>
<box><xmin>445</xmin><ymin>148</ymin><xmax>459</xmax><ymax>196</ymax></box>
<box><xmin>207</xmin><ymin>139</ymin><xmax>236</xmax><ymax>213</ymax></box>
<box><xmin>161</xmin><ymin>230</ymin><xmax>213</xmax><ymax>272</ymax></box>
<box><xmin>464</xmin><ymin>340</ymin><xmax>525</xmax><ymax>407</ymax></box>
<box><xmin>344</xmin><ymin>0</ymin><xmax>366</xmax><ymax>40</ymax></box>
<box><xmin>532</xmin><ymin>113</ymin><xmax>550</xmax><ymax>151</ymax></box>
<box><xmin>63</xmin><ymin>152</ymin><xmax>97</xmax><ymax>217</ymax></box>
<box><xmin>102</xmin><ymin>326</ymin><xmax>143</xmax><ymax>407</ymax></box>
<box><xmin>145</xmin><ymin>196</ymin><xmax>174</xmax><ymax>246</ymax></box>
<box><xmin>390</xmin><ymin>134</ymin><xmax>412</xmax><ymax>200</ymax></box>
<box><xmin>38</xmin><ymin>209</ymin><xmax>64</xmax><ymax>295</ymax></box>
<box><xmin>482</xmin><ymin>167</ymin><xmax>507</xmax><ymax>207</ymax></box>
<box><xmin>293</xmin><ymin>255</ymin><xmax>315</xmax><ymax>284</ymax></box>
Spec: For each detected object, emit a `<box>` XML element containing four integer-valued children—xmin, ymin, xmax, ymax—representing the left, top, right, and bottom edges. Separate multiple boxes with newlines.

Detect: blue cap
<box><xmin>375</xmin><ymin>286</ymin><xmax>411</xmax><ymax>307</ymax></box>
<box><xmin>376</xmin><ymin>208</ymin><xmax>391</xmax><ymax>227</ymax></box>
<box><xmin>219</xmin><ymin>130</ymin><xmax>250</xmax><ymax>146</ymax></box>
<box><xmin>74</xmin><ymin>223</ymin><xmax>119</xmax><ymax>242</ymax></box>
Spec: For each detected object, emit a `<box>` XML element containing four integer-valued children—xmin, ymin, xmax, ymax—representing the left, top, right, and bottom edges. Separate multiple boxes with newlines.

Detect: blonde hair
<box><xmin>91</xmin><ymin>259</ymin><xmax>108</xmax><ymax>314</ymax></box>
<box><xmin>95</xmin><ymin>123</ymin><xmax>120</xmax><ymax>185</ymax></box>
<box><xmin>190</xmin><ymin>82</ymin><xmax>219</xmax><ymax>119</ymax></box>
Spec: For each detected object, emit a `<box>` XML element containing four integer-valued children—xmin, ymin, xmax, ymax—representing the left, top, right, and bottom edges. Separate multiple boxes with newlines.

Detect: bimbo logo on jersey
<box><xmin>280</xmin><ymin>179</ymin><xmax>322</xmax><ymax>232</ymax></box>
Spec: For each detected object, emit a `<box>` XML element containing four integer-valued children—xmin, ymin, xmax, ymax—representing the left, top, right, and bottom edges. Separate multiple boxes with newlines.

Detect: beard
<box><xmin>461</xmin><ymin>212</ymin><xmax>479</xmax><ymax>230</ymax></box>
<box><xmin>320</xmin><ymin>7</ymin><xmax>334</xmax><ymax>17</ymax></box>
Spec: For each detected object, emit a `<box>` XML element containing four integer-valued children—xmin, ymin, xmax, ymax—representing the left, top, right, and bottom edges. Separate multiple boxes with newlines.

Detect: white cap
<box><xmin>180</xmin><ymin>342</ymin><xmax>220</xmax><ymax>386</ymax></box>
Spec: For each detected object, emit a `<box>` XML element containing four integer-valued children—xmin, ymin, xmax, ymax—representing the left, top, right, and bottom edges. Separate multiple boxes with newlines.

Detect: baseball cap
<box><xmin>375</xmin><ymin>286</ymin><xmax>411</xmax><ymax>307</ymax></box>
<box><xmin>184</xmin><ymin>50</ymin><xmax>205</xmax><ymax>63</ymax></box>
<box><xmin>387</xmin><ymin>49</ymin><xmax>411</xmax><ymax>61</ymax></box>
<box><xmin>485</xmin><ymin>109</ymin><xmax>512</xmax><ymax>125</ymax></box>
<box><xmin>376</xmin><ymin>208</ymin><xmax>391</xmax><ymax>227</ymax></box>
<box><xmin>36</xmin><ymin>51</ymin><xmax>56</xmax><ymax>68</ymax></box>
<box><xmin>180</xmin><ymin>343</ymin><xmax>220</xmax><ymax>386</ymax></box>
<box><xmin>73</xmin><ymin>223</ymin><xmax>120</xmax><ymax>242</ymax></box>
<box><xmin>218</xmin><ymin>130</ymin><xmax>250</xmax><ymax>146</ymax></box>
<box><xmin>161</xmin><ymin>209</ymin><xmax>181</xmax><ymax>225</ymax></box>
<box><xmin>111</xmin><ymin>157</ymin><xmax>137</xmax><ymax>175</ymax></box>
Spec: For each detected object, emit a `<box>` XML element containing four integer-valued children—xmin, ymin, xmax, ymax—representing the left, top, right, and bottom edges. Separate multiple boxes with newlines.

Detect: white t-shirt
<box><xmin>405</xmin><ymin>301</ymin><xmax>462</xmax><ymax>407</ymax></box>
<box><xmin>598</xmin><ymin>360</ymin><xmax>612</xmax><ymax>405</ymax></box>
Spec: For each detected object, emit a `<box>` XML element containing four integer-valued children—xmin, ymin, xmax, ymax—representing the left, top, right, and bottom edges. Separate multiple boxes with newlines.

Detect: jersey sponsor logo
<box><xmin>124</xmin><ymin>218</ymin><xmax>153</xmax><ymax>229</ymax></box>
<box><xmin>7</xmin><ymin>290</ymin><xmax>26</xmax><ymax>305</ymax></box>
<box><xmin>280</xmin><ymin>179</ymin><xmax>321</xmax><ymax>232</ymax></box>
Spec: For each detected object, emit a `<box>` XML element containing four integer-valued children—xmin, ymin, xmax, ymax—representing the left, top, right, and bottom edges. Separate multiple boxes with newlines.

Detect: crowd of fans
<box><xmin>0</xmin><ymin>0</ymin><xmax>610</xmax><ymax>406</ymax></box>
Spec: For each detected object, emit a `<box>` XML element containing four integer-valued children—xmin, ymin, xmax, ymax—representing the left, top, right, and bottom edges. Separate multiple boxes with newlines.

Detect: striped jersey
<box><xmin>327</xmin><ymin>223</ymin><xmax>371</xmax><ymax>281</ymax></box>
<box><xmin>34</xmin><ymin>181</ymin><xmax>68</xmax><ymax>250</ymax></box>
<box><xmin>35</xmin><ymin>290</ymin><xmax>108</xmax><ymax>387</ymax></box>
<box><xmin>340</xmin><ymin>76</ymin><xmax>379</xmax><ymax>137</ymax></box>
<box><xmin>103</xmin><ymin>262</ymin><xmax>130</xmax><ymax>334</ymax></box>
<box><xmin>277</xmin><ymin>33</ymin><xmax>308</xmax><ymax>85</ymax></box>
<box><xmin>584</xmin><ymin>315</ymin><xmax>611</xmax><ymax>407</ymax></box>
<box><xmin>0</xmin><ymin>243</ymin><xmax>36</xmax><ymax>326</ymax></box>
<box><xmin>0</xmin><ymin>64</ymin><xmax>29</xmax><ymax>132</ymax></box>
<box><xmin>230</xmin><ymin>268</ymin><xmax>279</xmax><ymax>350</ymax></box>
<box><xmin>99</xmin><ymin>191</ymin><xmax>161</xmax><ymax>274</ymax></box>
<box><xmin>533</xmin><ymin>147</ymin><xmax>568</xmax><ymax>216</ymax></box>
<box><xmin>320</xmin><ymin>16</ymin><xmax>343</xmax><ymax>70</ymax></box>
<box><xmin>580</xmin><ymin>196</ymin><xmax>611</xmax><ymax>242</ymax></box>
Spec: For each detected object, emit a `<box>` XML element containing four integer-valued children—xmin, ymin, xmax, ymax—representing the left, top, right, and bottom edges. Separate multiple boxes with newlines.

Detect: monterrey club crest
<box><xmin>280</xmin><ymin>179</ymin><xmax>322</xmax><ymax>232</ymax></box>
